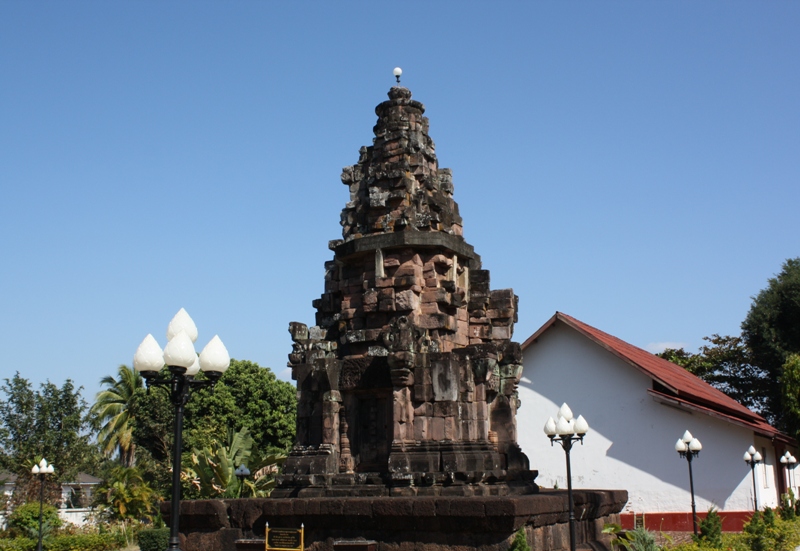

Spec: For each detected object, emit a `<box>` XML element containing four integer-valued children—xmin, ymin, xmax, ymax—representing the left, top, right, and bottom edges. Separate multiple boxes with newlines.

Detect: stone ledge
<box><xmin>335</xmin><ymin>232</ymin><xmax>480</xmax><ymax>267</ymax></box>
<box><xmin>164</xmin><ymin>490</ymin><xmax>627</xmax><ymax>551</ymax></box>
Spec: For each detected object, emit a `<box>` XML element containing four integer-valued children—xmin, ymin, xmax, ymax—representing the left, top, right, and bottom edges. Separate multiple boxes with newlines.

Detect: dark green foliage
<box><xmin>0</xmin><ymin>532</ymin><xmax>127</xmax><ymax>551</ymax></box>
<box><xmin>0</xmin><ymin>373</ymin><xmax>99</xmax><ymax>481</ymax></box>
<box><xmin>93</xmin><ymin>465</ymin><xmax>156</xmax><ymax>522</ymax></box>
<box><xmin>129</xmin><ymin>359</ymin><xmax>296</xmax><ymax>498</ymax></box>
<box><xmin>137</xmin><ymin>528</ymin><xmax>170</xmax><ymax>551</ymax></box>
<box><xmin>44</xmin><ymin>533</ymin><xmax>127</xmax><ymax>551</ymax></box>
<box><xmin>742</xmin><ymin>258</ymin><xmax>800</xmax><ymax>431</ymax></box>
<box><xmin>780</xmin><ymin>488</ymin><xmax>797</xmax><ymax>520</ymax></box>
<box><xmin>507</xmin><ymin>528</ymin><xmax>530</xmax><ymax>551</ymax></box>
<box><xmin>743</xmin><ymin>507</ymin><xmax>800</xmax><ymax>551</ymax></box>
<box><xmin>693</xmin><ymin>508</ymin><xmax>723</xmax><ymax>548</ymax></box>
<box><xmin>129</xmin><ymin>386</ymin><xmax>173</xmax><ymax>465</ymax></box>
<box><xmin>184</xmin><ymin>359</ymin><xmax>296</xmax><ymax>454</ymax></box>
<box><xmin>92</xmin><ymin>365</ymin><xmax>143</xmax><ymax>467</ymax></box>
<box><xmin>6</xmin><ymin>502</ymin><xmax>61</xmax><ymax>538</ymax></box>
<box><xmin>0</xmin><ymin>538</ymin><xmax>34</xmax><ymax>551</ymax></box>
<box><xmin>780</xmin><ymin>354</ymin><xmax>800</xmax><ymax>438</ymax></box>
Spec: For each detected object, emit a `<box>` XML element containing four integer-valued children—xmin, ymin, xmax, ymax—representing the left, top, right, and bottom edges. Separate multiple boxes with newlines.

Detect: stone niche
<box><xmin>274</xmin><ymin>86</ymin><xmax>534</xmax><ymax>498</ymax></box>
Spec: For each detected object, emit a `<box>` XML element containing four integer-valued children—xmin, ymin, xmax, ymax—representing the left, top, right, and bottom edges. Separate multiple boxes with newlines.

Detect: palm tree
<box><xmin>95</xmin><ymin>465</ymin><xmax>156</xmax><ymax>543</ymax></box>
<box><xmin>92</xmin><ymin>365</ymin><xmax>142</xmax><ymax>467</ymax></box>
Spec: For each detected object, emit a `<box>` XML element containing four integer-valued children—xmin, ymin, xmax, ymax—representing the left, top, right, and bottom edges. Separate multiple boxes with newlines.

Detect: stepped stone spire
<box><xmin>274</xmin><ymin>85</ymin><xmax>537</xmax><ymax>497</ymax></box>
<box><xmin>338</xmin><ymin>86</ymin><xmax>462</xmax><ymax>241</ymax></box>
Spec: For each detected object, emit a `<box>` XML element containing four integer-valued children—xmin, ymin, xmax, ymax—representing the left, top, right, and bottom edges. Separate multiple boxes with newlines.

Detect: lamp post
<box><xmin>544</xmin><ymin>403</ymin><xmax>589</xmax><ymax>551</ymax></box>
<box><xmin>133</xmin><ymin>309</ymin><xmax>230</xmax><ymax>551</ymax></box>
<box><xmin>744</xmin><ymin>446</ymin><xmax>762</xmax><ymax>511</ymax></box>
<box><xmin>235</xmin><ymin>464</ymin><xmax>251</xmax><ymax>498</ymax></box>
<box><xmin>780</xmin><ymin>451</ymin><xmax>797</xmax><ymax>493</ymax></box>
<box><xmin>675</xmin><ymin>430</ymin><xmax>702</xmax><ymax>535</ymax></box>
<box><xmin>31</xmin><ymin>458</ymin><xmax>54</xmax><ymax>551</ymax></box>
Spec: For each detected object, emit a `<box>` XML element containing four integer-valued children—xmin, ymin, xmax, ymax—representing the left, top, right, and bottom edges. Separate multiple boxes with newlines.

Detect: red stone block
<box><xmin>443</xmin><ymin>416</ymin><xmax>457</xmax><ymax>440</ymax></box>
<box><xmin>429</xmin><ymin>417</ymin><xmax>445</xmax><ymax>441</ymax></box>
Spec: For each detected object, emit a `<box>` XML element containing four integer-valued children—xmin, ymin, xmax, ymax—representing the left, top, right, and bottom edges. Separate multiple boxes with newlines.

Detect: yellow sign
<box><xmin>266</xmin><ymin>524</ymin><xmax>304</xmax><ymax>551</ymax></box>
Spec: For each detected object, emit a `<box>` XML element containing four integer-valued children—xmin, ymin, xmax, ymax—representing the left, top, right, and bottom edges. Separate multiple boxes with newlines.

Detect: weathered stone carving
<box><xmin>274</xmin><ymin>85</ymin><xmax>536</xmax><ymax>497</ymax></box>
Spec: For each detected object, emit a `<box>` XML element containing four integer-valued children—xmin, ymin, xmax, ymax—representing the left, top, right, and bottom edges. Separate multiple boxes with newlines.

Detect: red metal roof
<box><xmin>521</xmin><ymin>312</ymin><xmax>793</xmax><ymax>444</ymax></box>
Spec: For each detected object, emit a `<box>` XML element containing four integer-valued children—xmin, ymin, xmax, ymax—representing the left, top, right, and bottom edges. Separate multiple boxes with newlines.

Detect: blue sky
<box><xmin>1</xmin><ymin>2</ymin><xmax>798</xmax><ymax>402</ymax></box>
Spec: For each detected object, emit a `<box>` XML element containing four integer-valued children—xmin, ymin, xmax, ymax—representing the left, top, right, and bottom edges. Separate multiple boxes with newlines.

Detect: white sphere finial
<box><xmin>393</xmin><ymin>67</ymin><xmax>402</xmax><ymax>84</ymax></box>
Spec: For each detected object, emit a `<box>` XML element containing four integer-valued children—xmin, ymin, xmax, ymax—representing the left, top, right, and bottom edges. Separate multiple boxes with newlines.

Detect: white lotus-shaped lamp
<box><xmin>185</xmin><ymin>356</ymin><xmax>201</xmax><ymax>377</ymax></box>
<box><xmin>199</xmin><ymin>335</ymin><xmax>230</xmax><ymax>377</ymax></box>
<box><xmin>163</xmin><ymin>331</ymin><xmax>197</xmax><ymax>369</ymax></box>
<box><xmin>167</xmin><ymin>308</ymin><xmax>198</xmax><ymax>343</ymax></box>
<box><xmin>543</xmin><ymin>417</ymin><xmax>557</xmax><ymax>437</ymax></box>
<box><xmin>556</xmin><ymin>416</ymin><xmax>573</xmax><ymax>436</ymax></box>
<box><xmin>574</xmin><ymin>415</ymin><xmax>589</xmax><ymax>435</ymax></box>
<box><xmin>134</xmin><ymin>334</ymin><xmax>164</xmax><ymax>375</ymax></box>
<box><xmin>31</xmin><ymin>458</ymin><xmax>54</xmax><ymax>475</ymax></box>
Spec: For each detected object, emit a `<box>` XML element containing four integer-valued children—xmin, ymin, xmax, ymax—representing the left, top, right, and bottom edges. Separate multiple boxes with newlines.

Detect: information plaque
<box><xmin>266</xmin><ymin>524</ymin><xmax>304</xmax><ymax>551</ymax></box>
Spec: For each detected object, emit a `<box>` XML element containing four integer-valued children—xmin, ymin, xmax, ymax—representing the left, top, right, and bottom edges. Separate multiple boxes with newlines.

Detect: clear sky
<box><xmin>1</xmin><ymin>2</ymin><xmax>798</xmax><ymax>403</ymax></box>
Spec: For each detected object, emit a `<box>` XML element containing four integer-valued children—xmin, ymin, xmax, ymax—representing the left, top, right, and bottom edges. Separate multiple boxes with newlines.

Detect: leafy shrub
<box><xmin>6</xmin><ymin>503</ymin><xmax>61</xmax><ymax>538</ymax></box>
<box><xmin>45</xmin><ymin>533</ymin><xmax>127</xmax><ymax>551</ymax></box>
<box><xmin>743</xmin><ymin>508</ymin><xmax>800</xmax><ymax>551</ymax></box>
<box><xmin>507</xmin><ymin>528</ymin><xmax>530</xmax><ymax>551</ymax></box>
<box><xmin>693</xmin><ymin>508</ymin><xmax>722</xmax><ymax>548</ymax></box>
<box><xmin>601</xmin><ymin>524</ymin><xmax>662</xmax><ymax>551</ymax></box>
<box><xmin>625</xmin><ymin>527</ymin><xmax>659</xmax><ymax>551</ymax></box>
<box><xmin>0</xmin><ymin>531</ymin><xmax>125</xmax><ymax>551</ymax></box>
<box><xmin>0</xmin><ymin>538</ymin><xmax>35</xmax><ymax>551</ymax></box>
<box><xmin>137</xmin><ymin>528</ymin><xmax>170</xmax><ymax>551</ymax></box>
<box><xmin>781</xmin><ymin>489</ymin><xmax>797</xmax><ymax>520</ymax></box>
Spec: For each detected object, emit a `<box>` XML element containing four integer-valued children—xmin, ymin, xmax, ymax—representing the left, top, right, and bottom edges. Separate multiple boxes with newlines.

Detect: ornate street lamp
<box><xmin>744</xmin><ymin>446</ymin><xmax>762</xmax><ymax>511</ymax></box>
<box><xmin>780</xmin><ymin>451</ymin><xmax>796</xmax><ymax>493</ymax></box>
<box><xmin>235</xmin><ymin>464</ymin><xmax>251</xmax><ymax>498</ymax></box>
<box><xmin>134</xmin><ymin>309</ymin><xmax>230</xmax><ymax>551</ymax></box>
<box><xmin>544</xmin><ymin>403</ymin><xmax>589</xmax><ymax>551</ymax></box>
<box><xmin>31</xmin><ymin>458</ymin><xmax>54</xmax><ymax>551</ymax></box>
<box><xmin>675</xmin><ymin>430</ymin><xmax>702</xmax><ymax>535</ymax></box>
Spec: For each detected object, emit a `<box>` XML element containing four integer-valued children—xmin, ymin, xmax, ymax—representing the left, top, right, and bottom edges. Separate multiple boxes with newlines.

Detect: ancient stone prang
<box><xmin>274</xmin><ymin>85</ymin><xmax>536</xmax><ymax>497</ymax></box>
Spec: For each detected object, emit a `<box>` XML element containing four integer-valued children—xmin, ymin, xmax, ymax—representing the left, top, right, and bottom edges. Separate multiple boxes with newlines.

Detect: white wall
<box><xmin>517</xmin><ymin>322</ymin><xmax>784</xmax><ymax>514</ymax></box>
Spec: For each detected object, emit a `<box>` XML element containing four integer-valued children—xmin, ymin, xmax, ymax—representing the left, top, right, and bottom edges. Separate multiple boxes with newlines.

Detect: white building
<box><xmin>518</xmin><ymin>312</ymin><xmax>797</xmax><ymax>531</ymax></box>
<box><xmin>0</xmin><ymin>472</ymin><xmax>100</xmax><ymax>528</ymax></box>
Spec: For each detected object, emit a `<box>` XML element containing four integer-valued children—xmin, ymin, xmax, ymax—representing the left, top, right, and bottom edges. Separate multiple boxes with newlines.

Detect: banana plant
<box><xmin>189</xmin><ymin>427</ymin><xmax>254</xmax><ymax>498</ymax></box>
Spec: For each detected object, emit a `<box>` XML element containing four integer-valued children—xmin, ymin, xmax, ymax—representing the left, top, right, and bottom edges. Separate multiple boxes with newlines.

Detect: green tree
<box><xmin>742</xmin><ymin>258</ymin><xmax>800</xmax><ymax>432</ymax></box>
<box><xmin>780</xmin><ymin>354</ymin><xmax>800</xmax><ymax>437</ymax></box>
<box><xmin>184</xmin><ymin>360</ymin><xmax>296</xmax><ymax>455</ymax></box>
<box><xmin>92</xmin><ymin>365</ymin><xmax>143</xmax><ymax>468</ymax></box>
<box><xmin>124</xmin><ymin>359</ymin><xmax>296</xmax><ymax>498</ymax></box>
<box><xmin>694</xmin><ymin>507</ymin><xmax>723</xmax><ymax>548</ymax></box>
<box><xmin>127</xmin><ymin>383</ymin><xmax>174</xmax><ymax>498</ymax></box>
<box><xmin>0</xmin><ymin>373</ymin><xmax>98</xmax><ymax>481</ymax></box>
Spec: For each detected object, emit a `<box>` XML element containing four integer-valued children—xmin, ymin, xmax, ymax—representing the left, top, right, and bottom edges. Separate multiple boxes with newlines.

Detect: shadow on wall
<box><xmin>517</xmin><ymin>377</ymin><xmax>743</xmax><ymax>506</ymax></box>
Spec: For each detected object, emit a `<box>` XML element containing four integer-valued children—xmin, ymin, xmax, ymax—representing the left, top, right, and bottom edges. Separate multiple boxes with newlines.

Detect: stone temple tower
<box><xmin>273</xmin><ymin>84</ymin><xmax>537</xmax><ymax>497</ymax></box>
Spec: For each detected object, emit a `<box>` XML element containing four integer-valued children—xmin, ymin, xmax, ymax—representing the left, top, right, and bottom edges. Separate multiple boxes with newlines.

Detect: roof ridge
<box><xmin>527</xmin><ymin>312</ymin><xmax>770</xmax><ymax>427</ymax></box>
